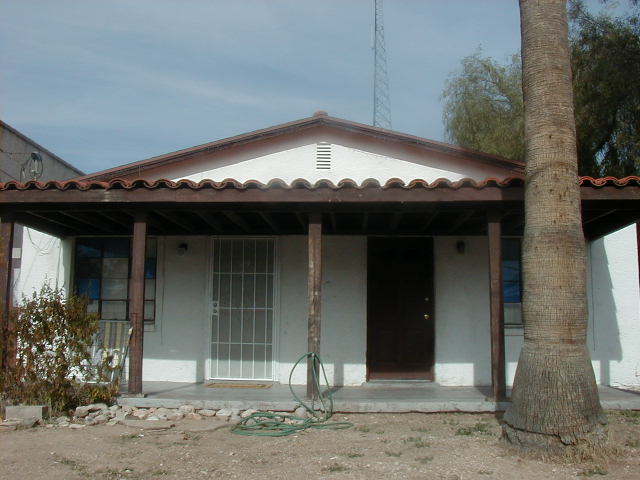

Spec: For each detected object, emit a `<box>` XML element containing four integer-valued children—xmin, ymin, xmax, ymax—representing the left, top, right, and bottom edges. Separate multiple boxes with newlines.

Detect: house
<box><xmin>0</xmin><ymin>121</ymin><xmax>84</xmax><ymax>334</ymax></box>
<box><xmin>1</xmin><ymin>112</ymin><xmax>639</xmax><ymax>407</ymax></box>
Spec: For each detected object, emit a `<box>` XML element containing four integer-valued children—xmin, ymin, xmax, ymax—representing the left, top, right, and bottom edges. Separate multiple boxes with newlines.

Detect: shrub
<box><xmin>0</xmin><ymin>285</ymin><xmax>118</xmax><ymax>414</ymax></box>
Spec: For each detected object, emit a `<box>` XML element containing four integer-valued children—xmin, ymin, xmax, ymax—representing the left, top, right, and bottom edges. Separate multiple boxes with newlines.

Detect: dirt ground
<box><xmin>1</xmin><ymin>411</ymin><xmax>639</xmax><ymax>480</ymax></box>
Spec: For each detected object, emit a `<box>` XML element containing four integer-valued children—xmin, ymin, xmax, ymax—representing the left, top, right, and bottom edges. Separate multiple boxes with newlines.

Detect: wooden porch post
<box><xmin>0</xmin><ymin>216</ymin><xmax>15</xmax><ymax>375</ymax></box>
<box><xmin>488</xmin><ymin>210</ymin><xmax>506</xmax><ymax>401</ymax></box>
<box><xmin>307</xmin><ymin>213</ymin><xmax>323</xmax><ymax>399</ymax></box>
<box><xmin>128</xmin><ymin>213</ymin><xmax>147</xmax><ymax>395</ymax></box>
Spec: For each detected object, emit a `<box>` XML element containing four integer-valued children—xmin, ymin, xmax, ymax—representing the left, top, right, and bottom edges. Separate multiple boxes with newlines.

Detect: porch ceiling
<box><xmin>1</xmin><ymin>177</ymin><xmax>639</xmax><ymax>239</ymax></box>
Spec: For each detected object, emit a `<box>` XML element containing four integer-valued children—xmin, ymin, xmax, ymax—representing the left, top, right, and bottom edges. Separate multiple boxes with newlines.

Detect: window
<box><xmin>502</xmin><ymin>237</ymin><xmax>522</xmax><ymax>326</ymax></box>
<box><xmin>74</xmin><ymin>237</ymin><xmax>157</xmax><ymax>324</ymax></box>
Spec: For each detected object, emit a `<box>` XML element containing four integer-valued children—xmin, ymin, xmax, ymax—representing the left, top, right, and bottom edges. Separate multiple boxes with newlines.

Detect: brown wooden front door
<box><xmin>367</xmin><ymin>237</ymin><xmax>435</xmax><ymax>380</ymax></box>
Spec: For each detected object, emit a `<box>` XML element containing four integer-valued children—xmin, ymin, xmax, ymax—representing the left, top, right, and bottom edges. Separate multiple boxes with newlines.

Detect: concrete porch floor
<box><xmin>117</xmin><ymin>382</ymin><xmax>640</xmax><ymax>413</ymax></box>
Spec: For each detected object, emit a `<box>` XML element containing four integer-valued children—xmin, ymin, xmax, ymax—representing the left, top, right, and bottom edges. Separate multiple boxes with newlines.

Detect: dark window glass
<box><xmin>74</xmin><ymin>237</ymin><xmax>157</xmax><ymax>324</ymax></box>
<box><xmin>502</xmin><ymin>238</ymin><xmax>522</xmax><ymax>304</ymax></box>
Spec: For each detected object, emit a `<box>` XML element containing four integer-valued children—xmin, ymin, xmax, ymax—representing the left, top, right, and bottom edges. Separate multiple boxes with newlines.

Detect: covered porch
<box><xmin>1</xmin><ymin>176</ymin><xmax>640</xmax><ymax>404</ymax></box>
<box><xmin>117</xmin><ymin>381</ymin><xmax>640</xmax><ymax>413</ymax></box>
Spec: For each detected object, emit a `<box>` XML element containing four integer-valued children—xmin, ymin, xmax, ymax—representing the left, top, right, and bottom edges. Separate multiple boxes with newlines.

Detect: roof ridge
<box><xmin>72</xmin><ymin>115</ymin><xmax>525</xmax><ymax>182</ymax></box>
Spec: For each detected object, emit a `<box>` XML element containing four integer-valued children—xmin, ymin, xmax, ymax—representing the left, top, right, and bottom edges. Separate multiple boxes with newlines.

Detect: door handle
<box><xmin>424</xmin><ymin>314</ymin><xmax>430</xmax><ymax>320</ymax></box>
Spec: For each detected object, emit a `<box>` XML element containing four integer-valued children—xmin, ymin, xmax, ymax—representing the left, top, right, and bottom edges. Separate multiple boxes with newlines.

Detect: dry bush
<box><xmin>0</xmin><ymin>285</ymin><xmax>118</xmax><ymax>414</ymax></box>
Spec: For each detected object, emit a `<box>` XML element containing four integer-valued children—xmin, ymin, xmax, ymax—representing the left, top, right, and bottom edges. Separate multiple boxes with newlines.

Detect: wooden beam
<box><xmin>0</xmin><ymin>183</ymin><xmax>528</xmax><ymax>204</ymax></box>
<box><xmin>448</xmin><ymin>210</ymin><xmax>475</xmax><ymax>234</ymax></box>
<box><xmin>329</xmin><ymin>212</ymin><xmax>337</xmax><ymax>233</ymax></box>
<box><xmin>389</xmin><ymin>212</ymin><xmax>403</xmax><ymax>231</ymax></box>
<box><xmin>258</xmin><ymin>212</ymin><xmax>280</xmax><ymax>233</ymax></box>
<box><xmin>295</xmin><ymin>213</ymin><xmax>307</xmax><ymax>233</ymax></box>
<box><xmin>307</xmin><ymin>213</ymin><xmax>323</xmax><ymax>399</ymax></box>
<box><xmin>57</xmin><ymin>211</ymin><xmax>114</xmax><ymax>234</ymax></box>
<box><xmin>155</xmin><ymin>210</ymin><xmax>195</xmax><ymax>233</ymax></box>
<box><xmin>16</xmin><ymin>212</ymin><xmax>72</xmax><ymax>237</ymax></box>
<box><xmin>127</xmin><ymin>214</ymin><xmax>147</xmax><ymax>396</ymax></box>
<box><xmin>583</xmin><ymin>209</ymin><xmax>617</xmax><ymax>225</ymax></box>
<box><xmin>0</xmin><ymin>217</ymin><xmax>15</xmax><ymax>375</ymax></box>
<box><xmin>487</xmin><ymin>211</ymin><xmax>506</xmax><ymax>401</ymax></box>
<box><xmin>222</xmin><ymin>211</ymin><xmax>251</xmax><ymax>232</ymax></box>
<box><xmin>420</xmin><ymin>210</ymin><xmax>439</xmax><ymax>232</ymax></box>
<box><xmin>194</xmin><ymin>211</ymin><xmax>223</xmax><ymax>233</ymax></box>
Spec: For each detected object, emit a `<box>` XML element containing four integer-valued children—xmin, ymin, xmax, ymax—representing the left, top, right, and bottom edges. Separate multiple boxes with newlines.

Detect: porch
<box><xmin>2</xmin><ymin>177</ymin><xmax>640</xmax><ymax>404</ymax></box>
<box><xmin>117</xmin><ymin>381</ymin><xmax>640</xmax><ymax>413</ymax></box>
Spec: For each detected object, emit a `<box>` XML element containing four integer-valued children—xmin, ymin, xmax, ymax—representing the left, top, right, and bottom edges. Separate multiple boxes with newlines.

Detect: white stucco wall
<box><xmin>141</xmin><ymin>234</ymin><xmax>496</xmax><ymax>387</ymax></box>
<box><xmin>277</xmin><ymin>236</ymin><xmax>367</xmax><ymax>386</ymax></box>
<box><xmin>143</xmin><ymin>237</ymin><xmax>208</xmax><ymax>382</ymax></box>
<box><xmin>142</xmin><ymin>235</ymin><xmax>368</xmax><ymax>385</ymax></box>
<box><xmin>434</xmin><ymin>236</ymin><xmax>492</xmax><ymax>386</ymax></box>
<box><xmin>587</xmin><ymin>224</ymin><xmax>640</xmax><ymax>389</ymax></box>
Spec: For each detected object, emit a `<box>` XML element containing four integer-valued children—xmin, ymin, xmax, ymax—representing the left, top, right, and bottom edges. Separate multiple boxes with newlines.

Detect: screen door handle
<box><xmin>424</xmin><ymin>314</ymin><xmax>430</xmax><ymax>320</ymax></box>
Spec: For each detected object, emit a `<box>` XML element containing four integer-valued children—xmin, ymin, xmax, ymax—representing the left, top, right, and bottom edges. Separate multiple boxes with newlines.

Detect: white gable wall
<box><xmin>123</xmin><ymin>126</ymin><xmax>516</xmax><ymax>184</ymax></box>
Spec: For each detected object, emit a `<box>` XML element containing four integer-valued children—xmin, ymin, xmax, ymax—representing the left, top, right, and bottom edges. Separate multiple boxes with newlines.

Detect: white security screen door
<box><xmin>210</xmin><ymin>238</ymin><xmax>275</xmax><ymax>380</ymax></box>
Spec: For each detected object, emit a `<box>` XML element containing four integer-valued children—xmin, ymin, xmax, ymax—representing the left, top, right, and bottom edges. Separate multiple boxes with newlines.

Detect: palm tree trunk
<box><xmin>503</xmin><ymin>0</ymin><xmax>606</xmax><ymax>450</ymax></box>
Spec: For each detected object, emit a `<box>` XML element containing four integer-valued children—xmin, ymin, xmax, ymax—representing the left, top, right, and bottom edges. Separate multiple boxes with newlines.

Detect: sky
<box><xmin>0</xmin><ymin>0</ymin><xmax>629</xmax><ymax>175</ymax></box>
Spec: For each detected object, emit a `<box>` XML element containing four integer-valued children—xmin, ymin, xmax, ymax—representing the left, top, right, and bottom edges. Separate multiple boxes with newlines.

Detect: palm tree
<box><xmin>502</xmin><ymin>0</ymin><xmax>606</xmax><ymax>450</ymax></box>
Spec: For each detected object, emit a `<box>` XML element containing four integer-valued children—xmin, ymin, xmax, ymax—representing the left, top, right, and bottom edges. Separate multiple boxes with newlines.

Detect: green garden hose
<box><xmin>231</xmin><ymin>352</ymin><xmax>353</xmax><ymax>436</ymax></box>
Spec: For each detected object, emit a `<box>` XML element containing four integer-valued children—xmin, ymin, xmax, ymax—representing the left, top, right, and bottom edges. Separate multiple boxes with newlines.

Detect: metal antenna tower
<box><xmin>373</xmin><ymin>0</ymin><xmax>392</xmax><ymax>129</ymax></box>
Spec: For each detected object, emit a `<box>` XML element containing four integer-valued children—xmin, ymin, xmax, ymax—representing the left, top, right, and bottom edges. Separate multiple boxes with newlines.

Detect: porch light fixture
<box><xmin>456</xmin><ymin>240</ymin><xmax>466</xmax><ymax>254</ymax></box>
<box><xmin>177</xmin><ymin>243</ymin><xmax>188</xmax><ymax>256</ymax></box>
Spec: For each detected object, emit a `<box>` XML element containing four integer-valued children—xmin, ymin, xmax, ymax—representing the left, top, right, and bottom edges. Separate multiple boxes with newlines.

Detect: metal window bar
<box><xmin>210</xmin><ymin>238</ymin><xmax>275</xmax><ymax>380</ymax></box>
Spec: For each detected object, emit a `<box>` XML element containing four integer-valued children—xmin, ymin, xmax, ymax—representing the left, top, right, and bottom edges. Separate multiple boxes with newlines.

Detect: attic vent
<box><xmin>316</xmin><ymin>142</ymin><xmax>332</xmax><ymax>170</ymax></box>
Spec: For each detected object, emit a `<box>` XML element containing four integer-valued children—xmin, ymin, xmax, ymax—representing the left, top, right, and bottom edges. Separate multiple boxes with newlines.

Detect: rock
<box><xmin>0</xmin><ymin>420</ymin><xmax>21</xmax><ymax>431</ymax></box>
<box><xmin>241</xmin><ymin>409</ymin><xmax>258</xmax><ymax>418</ymax></box>
<box><xmin>198</xmin><ymin>409</ymin><xmax>216</xmax><ymax>417</ymax></box>
<box><xmin>119</xmin><ymin>419</ymin><xmax>175</xmax><ymax>431</ymax></box>
<box><xmin>86</xmin><ymin>403</ymin><xmax>108</xmax><ymax>413</ymax></box>
<box><xmin>121</xmin><ymin>405</ymin><xmax>134</xmax><ymax>414</ymax></box>
<box><xmin>187</xmin><ymin>413</ymin><xmax>202</xmax><ymax>420</ymax></box>
<box><xmin>106</xmin><ymin>419</ymin><xmax>118</xmax><ymax>426</ymax></box>
<box><xmin>58</xmin><ymin>422</ymin><xmax>70</xmax><ymax>428</ymax></box>
<box><xmin>146</xmin><ymin>415</ymin><xmax>161</xmax><ymax>421</ymax></box>
<box><xmin>84</xmin><ymin>417</ymin><xmax>97</xmax><ymax>426</ymax></box>
<box><xmin>294</xmin><ymin>406</ymin><xmax>309</xmax><ymax>418</ymax></box>
<box><xmin>94</xmin><ymin>414</ymin><xmax>109</xmax><ymax>424</ymax></box>
<box><xmin>215</xmin><ymin>408</ymin><xmax>235</xmax><ymax>418</ymax></box>
<box><xmin>108</xmin><ymin>405</ymin><xmax>120</xmax><ymax>412</ymax></box>
<box><xmin>69</xmin><ymin>423</ymin><xmax>86</xmax><ymax>429</ymax></box>
<box><xmin>56</xmin><ymin>416</ymin><xmax>70</xmax><ymax>425</ymax></box>
<box><xmin>155</xmin><ymin>408</ymin><xmax>172</xmax><ymax>417</ymax></box>
<box><xmin>229</xmin><ymin>414</ymin><xmax>241</xmax><ymax>424</ymax></box>
<box><xmin>166</xmin><ymin>411</ymin><xmax>184</xmax><ymax>421</ymax></box>
<box><xmin>74</xmin><ymin>406</ymin><xmax>91</xmax><ymax>418</ymax></box>
<box><xmin>132</xmin><ymin>409</ymin><xmax>149</xmax><ymax>420</ymax></box>
<box><xmin>178</xmin><ymin>405</ymin><xmax>195</xmax><ymax>414</ymax></box>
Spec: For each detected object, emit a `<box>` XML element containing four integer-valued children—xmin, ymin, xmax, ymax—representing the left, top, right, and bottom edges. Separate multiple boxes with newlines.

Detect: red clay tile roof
<box><xmin>73</xmin><ymin>114</ymin><xmax>525</xmax><ymax>181</ymax></box>
<box><xmin>1</xmin><ymin>176</ymin><xmax>639</xmax><ymax>192</ymax></box>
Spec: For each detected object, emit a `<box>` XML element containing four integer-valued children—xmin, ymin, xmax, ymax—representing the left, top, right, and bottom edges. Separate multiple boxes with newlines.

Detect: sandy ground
<box><xmin>1</xmin><ymin>411</ymin><xmax>639</xmax><ymax>480</ymax></box>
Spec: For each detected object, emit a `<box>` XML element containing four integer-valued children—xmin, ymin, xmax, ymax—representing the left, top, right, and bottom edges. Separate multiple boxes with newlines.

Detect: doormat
<box><xmin>205</xmin><ymin>382</ymin><xmax>272</xmax><ymax>389</ymax></box>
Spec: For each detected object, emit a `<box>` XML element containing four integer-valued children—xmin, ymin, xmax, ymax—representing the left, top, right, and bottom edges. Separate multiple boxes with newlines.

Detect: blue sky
<box><xmin>0</xmin><ymin>0</ymin><xmax>627</xmax><ymax>174</ymax></box>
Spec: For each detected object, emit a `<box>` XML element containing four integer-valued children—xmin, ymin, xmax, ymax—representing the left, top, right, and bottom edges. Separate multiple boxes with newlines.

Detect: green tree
<box><xmin>442</xmin><ymin>51</ymin><xmax>525</xmax><ymax>163</ymax></box>
<box><xmin>442</xmin><ymin>2</ymin><xmax>640</xmax><ymax>177</ymax></box>
<box><xmin>571</xmin><ymin>1</ymin><xmax>640</xmax><ymax>176</ymax></box>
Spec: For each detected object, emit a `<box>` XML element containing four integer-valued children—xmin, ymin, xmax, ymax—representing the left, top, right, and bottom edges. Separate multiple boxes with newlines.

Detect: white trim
<box><xmin>205</xmin><ymin>236</ymin><xmax>279</xmax><ymax>381</ymax></box>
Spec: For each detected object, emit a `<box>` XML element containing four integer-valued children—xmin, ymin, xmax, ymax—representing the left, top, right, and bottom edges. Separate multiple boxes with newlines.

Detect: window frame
<box><xmin>502</xmin><ymin>236</ymin><xmax>523</xmax><ymax>328</ymax></box>
<box><xmin>72</xmin><ymin>235</ymin><xmax>158</xmax><ymax>325</ymax></box>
